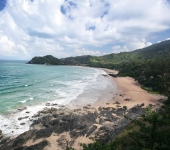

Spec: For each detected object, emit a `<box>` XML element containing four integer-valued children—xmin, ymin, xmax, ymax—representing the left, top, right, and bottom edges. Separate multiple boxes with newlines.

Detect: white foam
<box><xmin>19</xmin><ymin>100</ymin><xmax>27</xmax><ymax>103</ymax></box>
<box><xmin>25</xmin><ymin>85</ymin><xmax>28</xmax><ymax>87</ymax></box>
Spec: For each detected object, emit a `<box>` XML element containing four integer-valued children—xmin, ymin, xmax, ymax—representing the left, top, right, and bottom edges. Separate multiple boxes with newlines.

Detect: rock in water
<box><xmin>0</xmin><ymin>130</ymin><xmax>2</xmax><ymax>139</ymax></box>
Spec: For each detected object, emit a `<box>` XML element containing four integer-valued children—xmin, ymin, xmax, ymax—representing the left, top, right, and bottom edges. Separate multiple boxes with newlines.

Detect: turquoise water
<box><xmin>0</xmin><ymin>60</ymin><xmax>116</xmax><ymax>137</ymax></box>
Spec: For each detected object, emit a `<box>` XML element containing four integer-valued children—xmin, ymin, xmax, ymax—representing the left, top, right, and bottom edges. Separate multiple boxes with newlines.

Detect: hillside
<box><xmin>27</xmin><ymin>40</ymin><xmax>170</xmax><ymax>67</ymax></box>
<box><xmin>27</xmin><ymin>55</ymin><xmax>62</xmax><ymax>65</ymax></box>
<box><xmin>61</xmin><ymin>40</ymin><xmax>170</xmax><ymax>66</ymax></box>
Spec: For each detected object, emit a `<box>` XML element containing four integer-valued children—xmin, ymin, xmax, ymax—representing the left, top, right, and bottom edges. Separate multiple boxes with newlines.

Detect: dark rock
<box><xmin>60</xmin><ymin>115</ymin><xmax>71</xmax><ymax>122</ymax></box>
<box><xmin>40</xmin><ymin>108</ymin><xmax>51</xmax><ymax>114</ymax></box>
<box><xmin>49</xmin><ymin>119</ymin><xmax>60</xmax><ymax>126</ymax></box>
<box><xmin>18</xmin><ymin>116</ymin><xmax>29</xmax><ymax>121</ymax></box>
<box><xmin>53</xmin><ymin>122</ymin><xmax>70</xmax><ymax>134</ymax></box>
<box><xmin>86</xmin><ymin>125</ymin><xmax>97</xmax><ymax>137</ymax></box>
<box><xmin>58</xmin><ymin>112</ymin><xmax>64</xmax><ymax>115</ymax></box>
<box><xmin>148</xmin><ymin>104</ymin><xmax>153</xmax><ymax>107</ymax></box>
<box><xmin>98</xmin><ymin>107</ymin><xmax>103</xmax><ymax>111</ymax></box>
<box><xmin>115</xmin><ymin>108</ymin><xmax>126</xmax><ymax>116</ymax></box>
<box><xmin>17</xmin><ymin>107</ymin><xmax>27</xmax><ymax>111</ymax></box>
<box><xmin>51</xmin><ymin>107</ymin><xmax>57</xmax><ymax>112</ymax></box>
<box><xmin>41</xmin><ymin>116</ymin><xmax>53</xmax><ymax>127</ymax></box>
<box><xmin>0</xmin><ymin>137</ymin><xmax>10</xmax><ymax>145</ymax></box>
<box><xmin>108</xmin><ymin>74</ymin><xmax>117</xmax><ymax>77</ymax></box>
<box><xmin>20</xmin><ymin>123</ymin><xmax>25</xmax><ymax>126</ymax></box>
<box><xmin>51</xmin><ymin>103</ymin><xmax>58</xmax><ymax>106</ymax></box>
<box><xmin>140</xmin><ymin>103</ymin><xmax>145</xmax><ymax>107</ymax></box>
<box><xmin>124</xmin><ymin>98</ymin><xmax>130</xmax><ymax>101</ymax></box>
<box><xmin>0</xmin><ymin>130</ymin><xmax>2</xmax><ymax>139</ymax></box>
<box><xmin>34</xmin><ymin>128</ymin><xmax>53</xmax><ymax>140</ymax></box>
<box><xmin>32</xmin><ymin>113</ymin><xmax>40</xmax><ymax>118</ymax></box>
<box><xmin>70</xmin><ymin>128</ymin><xmax>88</xmax><ymax>138</ymax></box>
<box><xmin>127</xmin><ymin>105</ymin><xmax>144</xmax><ymax>119</ymax></box>
<box><xmin>14</xmin><ymin>140</ymin><xmax>49</xmax><ymax>150</ymax></box>
<box><xmin>83</xmin><ymin>106</ymin><xmax>89</xmax><ymax>109</ymax></box>
<box><xmin>45</xmin><ymin>103</ymin><xmax>50</xmax><ymax>106</ymax></box>
<box><xmin>18</xmin><ymin>117</ymin><xmax>23</xmax><ymax>120</ymax></box>
<box><xmin>115</xmin><ymin>101</ymin><xmax>120</xmax><ymax>104</ymax></box>
<box><xmin>12</xmin><ymin>130</ymin><xmax>37</xmax><ymax>148</ymax></box>
<box><xmin>74</xmin><ymin>109</ymin><xmax>81</xmax><ymax>112</ymax></box>
<box><xmin>123</xmin><ymin>106</ymin><xmax>127</xmax><ymax>110</ymax></box>
<box><xmin>99</xmin><ymin>118</ymin><xmax>105</xmax><ymax>124</ymax></box>
<box><xmin>52</xmin><ymin>114</ymin><xmax>59</xmax><ymax>118</ymax></box>
<box><xmin>101</xmin><ymin>74</ymin><xmax>108</xmax><ymax>77</ymax></box>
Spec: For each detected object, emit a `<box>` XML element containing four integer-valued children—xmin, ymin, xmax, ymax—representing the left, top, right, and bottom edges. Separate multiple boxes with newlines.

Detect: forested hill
<box><xmin>61</xmin><ymin>39</ymin><xmax>170</xmax><ymax>67</ymax></box>
<box><xmin>28</xmin><ymin>40</ymin><xmax>170</xmax><ymax>67</ymax></box>
<box><xmin>27</xmin><ymin>55</ymin><xmax>62</xmax><ymax>65</ymax></box>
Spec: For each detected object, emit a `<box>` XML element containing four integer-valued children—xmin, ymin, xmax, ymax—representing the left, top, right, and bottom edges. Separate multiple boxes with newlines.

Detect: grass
<box><xmin>141</xmin><ymin>86</ymin><xmax>160</xmax><ymax>95</ymax></box>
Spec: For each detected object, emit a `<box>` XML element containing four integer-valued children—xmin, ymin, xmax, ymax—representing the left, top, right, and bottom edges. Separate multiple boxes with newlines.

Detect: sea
<box><xmin>0</xmin><ymin>60</ymin><xmax>116</xmax><ymax>138</ymax></box>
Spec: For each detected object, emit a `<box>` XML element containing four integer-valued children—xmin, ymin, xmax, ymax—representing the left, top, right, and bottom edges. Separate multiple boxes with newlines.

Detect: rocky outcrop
<box><xmin>0</xmin><ymin>104</ymin><xmax>146</xmax><ymax>150</ymax></box>
<box><xmin>108</xmin><ymin>73</ymin><xmax>118</xmax><ymax>77</ymax></box>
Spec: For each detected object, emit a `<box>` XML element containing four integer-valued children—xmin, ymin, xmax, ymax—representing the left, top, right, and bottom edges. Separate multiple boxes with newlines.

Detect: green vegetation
<box><xmin>27</xmin><ymin>55</ymin><xmax>62</xmax><ymax>65</ymax></box>
<box><xmin>62</xmin><ymin>39</ymin><xmax>170</xmax><ymax>67</ymax></box>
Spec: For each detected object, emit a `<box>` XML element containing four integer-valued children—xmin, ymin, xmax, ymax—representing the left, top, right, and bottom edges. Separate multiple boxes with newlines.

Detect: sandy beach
<box><xmin>0</xmin><ymin>68</ymin><xmax>165</xmax><ymax>150</ymax></box>
<box><xmin>99</xmin><ymin>68</ymin><xmax>164</xmax><ymax>109</ymax></box>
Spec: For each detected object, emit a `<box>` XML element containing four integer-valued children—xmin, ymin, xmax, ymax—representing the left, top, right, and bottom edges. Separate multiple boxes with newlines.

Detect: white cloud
<box><xmin>0</xmin><ymin>0</ymin><xmax>170</xmax><ymax>59</ymax></box>
<box><xmin>127</xmin><ymin>39</ymin><xmax>152</xmax><ymax>50</ymax></box>
<box><xmin>112</xmin><ymin>45</ymin><xmax>129</xmax><ymax>53</ymax></box>
<box><xmin>75</xmin><ymin>48</ymin><xmax>101</xmax><ymax>56</ymax></box>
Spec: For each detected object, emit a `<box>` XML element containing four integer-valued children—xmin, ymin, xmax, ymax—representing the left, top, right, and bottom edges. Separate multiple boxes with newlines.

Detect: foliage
<box><xmin>27</xmin><ymin>55</ymin><xmax>62</xmax><ymax>65</ymax></box>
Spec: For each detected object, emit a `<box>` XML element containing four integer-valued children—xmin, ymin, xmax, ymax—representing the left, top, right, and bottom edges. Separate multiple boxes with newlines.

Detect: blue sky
<box><xmin>0</xmin><ymin>0</ymin><xmax>6</xmax><ymax>11</ymax></box>
<box><xmin>0</xmin><ymin>0</ymin><xmax>170</xmax><ymax>60</ymax></box>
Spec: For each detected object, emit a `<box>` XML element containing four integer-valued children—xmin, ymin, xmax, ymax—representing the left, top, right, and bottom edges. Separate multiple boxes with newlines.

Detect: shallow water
<box><xmin>0</xmin><ymin>60</ymin><xmax>116</xmax><ymax>137</ymax></box>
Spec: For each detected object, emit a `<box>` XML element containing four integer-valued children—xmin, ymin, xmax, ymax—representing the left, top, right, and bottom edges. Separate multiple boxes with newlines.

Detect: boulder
<box><xmin>86</xmin><ymin>125</ymin><xmax>97</xmax><ymax>137</ymax></box>
<box><xmin>20</xmin><ymin>123</ymin><xmax>25</xmax><ymax>126</ymax></box>
<box><xmin>74</xmin><ymin>109</ymin><xmax>81</xmax><ymax>112</ymax></box>
<box><xmin>17</xmin><ymin>107</ymin><xmax>27</xmax><ymax>111</ymax></box>
<box><xmin>108</xmin><ymin>74</ymin><xmax>118</xmax><ymax>77</ymax></box>
<box><xmin>45</xmin><ymin>103</ymin><xmax>50</xmax><ymax>106</ymax></box>
<box><xmin>34</xmin><ymin>128</ymin><xmax>53</xmax><ymax>140</ymax></box>
<box><xmin>0</xmin><ymin>130</ymin><xmax>2</xmax><ymax>139</ymax></box>
<box><xmin>124</xmin><ymin>98</ymin><xmax>130</xmax><ymax>101</ymax></box>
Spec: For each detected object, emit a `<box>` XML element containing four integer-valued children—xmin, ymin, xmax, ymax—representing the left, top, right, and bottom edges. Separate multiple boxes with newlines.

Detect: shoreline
<box><xmin>99</xmin><ymin>68</ymin><xmax>165</xmax><ymax>109</ymax></box>
<box><xmin>0</xmin><ymin>68</ymin><xmax>166</xmax><ymax>150</ymax></box>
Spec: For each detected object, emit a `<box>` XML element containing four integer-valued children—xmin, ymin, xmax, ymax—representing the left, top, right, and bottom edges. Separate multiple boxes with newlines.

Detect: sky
<box><xmin>0</xmin><ymin>0</ymin><xmax>170</xmax><ymax>60</ymax></box>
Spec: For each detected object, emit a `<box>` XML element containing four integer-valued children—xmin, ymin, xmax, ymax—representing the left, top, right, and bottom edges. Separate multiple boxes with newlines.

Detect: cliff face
<box><xmin>27</xmin><ymin>55</ymin><xmax>62</xmax><ymax>65</ymax></box>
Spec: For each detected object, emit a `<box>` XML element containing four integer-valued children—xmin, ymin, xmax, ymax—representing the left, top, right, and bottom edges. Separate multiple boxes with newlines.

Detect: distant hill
<box><xmin>27</xmin><ymin>40</ymin><xmax>170</xmax><ymax>67</ymax></box>
<box><xmin>27</xmin><ymin>55</ymin><xmax>62</xmax><ymax>65</ymax></box>
<box><xmin>60</xmin><ymin>39</ymin><xmax>170</xmax><ymax>68</ymax></box>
